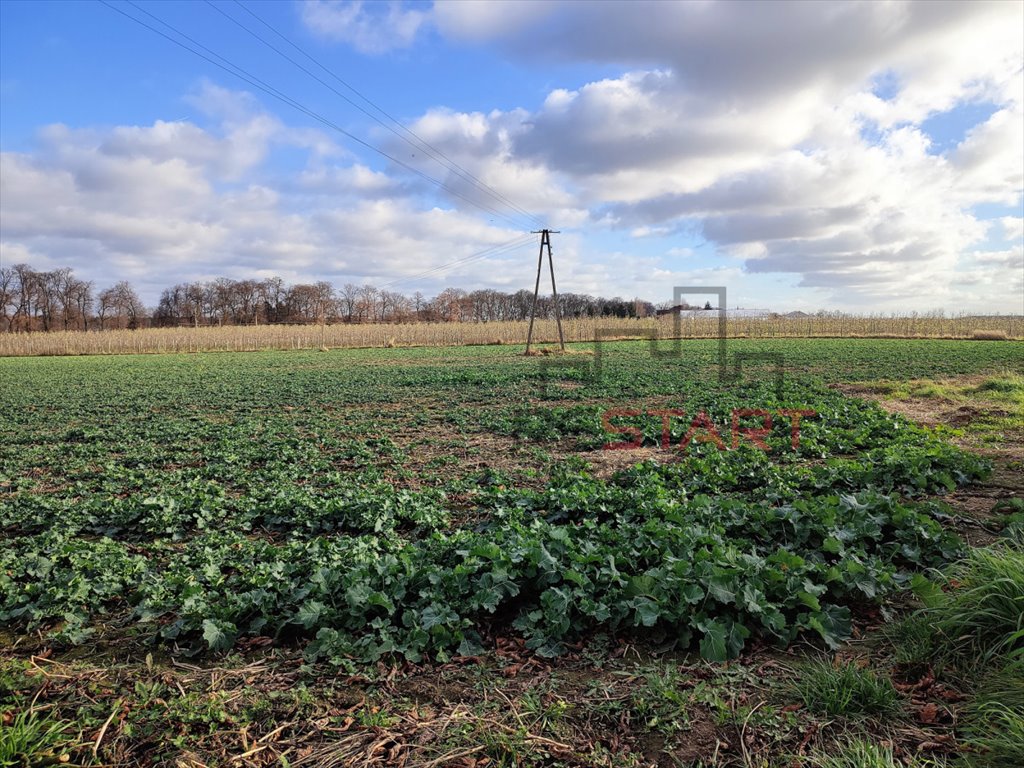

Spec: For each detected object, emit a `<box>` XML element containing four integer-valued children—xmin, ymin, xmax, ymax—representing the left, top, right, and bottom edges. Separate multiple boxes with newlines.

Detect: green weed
<box><xmin>961</xmin><ymin>659</ymin><xmax>1024</xmax><ymax>768</ymax></box>
<box><xmin>910</xmin><ymin>381</ymin><xmax>955</xmax><ymax>399</ymax></box>
<box><xmin>974</xmin><ymin>371</ymin><xmax>1024</xmax><ymax>397</ymax></box>
<box><xmin>791</xmin><ymin>659</ymin><xmax>901</xmax><ymax>718</ymax></box>
<box><xmin>0</xmin><ymin>710</ymin><xmax>74</xmax><ymax>768</ymax></box>
<box><xmin>924</xmin><ymin>546</ymin><xmax>1024</xmax><ymax>666</ymax></box>
<box><xmin>0</xmin><ymin>659</ymin><xmax>34</xmax><ymax>701</ymax></box>
<box><xmin>806</xmin><ymin>738</ymin><xmax>943</xmax><ymax>767</ymax></box>
<box><xmin>882</xmin><ymin>613</ymin><xmax>935</xmax><ymax>669</ymax></box>
<box><xmin>520</xmin><ymin>689</ymin><xmax>571</xmax><ymax>733</ymax></box>
<box><xmin>628</xmin><ymin>667</ymin><xmax>693</xmax><ymax>732</ymax></box>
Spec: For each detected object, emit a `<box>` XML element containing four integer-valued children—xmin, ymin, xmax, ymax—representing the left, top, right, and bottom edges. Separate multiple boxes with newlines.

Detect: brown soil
<box><xmin>575</xmin><ymin>446</ymin><xmax>668</xmax><ymax>478</ymax></box>
<box><xmin>833</xmin><ymin>381</ymin><xmax>1023</xmax><ymax>547</ymax></box>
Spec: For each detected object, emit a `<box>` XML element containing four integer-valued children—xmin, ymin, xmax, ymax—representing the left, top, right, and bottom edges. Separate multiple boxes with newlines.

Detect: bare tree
<box><xmin>510</xmin><ymin>289</ymin><xmax>534</xmax><ymax>322</ymax></box>
<box><xmin>389</xmin><ymin>291</ymin><xmax>413</xmax><ymax>322</ymax></box>
<box><xmin>357</xmin><ymin>284</ymin><xmax>379</xmax><ymax>323</ymax></box>
<box><xmin>154</xmin><ymin>285</ymin><xmax>185</xmax><ymax>327</ymax></box>
<box><xmin>184</xmin><ymin>283</ymin><xmax>207</xmax><ymax>327</ymax></box>
<box><xmin>433</xmin><ymin>287</ymin><xmax>467</xmax><ymax>322</ymax></box>
<box><xmin>118</xmin><ymin>282</ymin><xmax>146</xmax><ymax>328</ymax></box>
<box><xmin>312</xmin><ymin>281</ymin><xmax>335</xmax><ymax>324</ymax></box>
<box><xmin>261</xmin><ymin>277</ymin><xmax>287</xmax><ymax>324</ymax></box>
<box><xmin>99</xmin><ymin>281</ymin><xmax>145</xmax><ymax>329</ymax></box>
<box><xmin>69</xmin><ymin>278</ymin><xmax>94</xmax><ymax>330</ymax></box>
<box><xmin>97</xmin><ymin>286</ymin><xmax>116</xmax><ymax>331</ymax></box>
<box><xmin>210</xmin><ymin>277</ymin><xmax>237</xmax><ymax>326</ymax></box>
<box><xmin>286</xmin><ymin>284</ymin><xmax>321</xmax><ymax>323</ymax></box>
<box><xmin>10</xmin><ymin>264</ymin><xmax>38</xmax><ymax>330</ymax></box>
<box><xmin>30</xmin><ymin>270</ymin><xmax>57</xmax><ymax>331</ymax></box>
<box><xmin>0</xmin><ymin>264</ymin><xmax>674</xmax><ymax>334</ymax></box>
<box><xmin>340</xmin><ymin>283</ymin><xmax>359</xmax><ymax>323</ymax></box>
<box><xmin>51</xmin><ymin>268</ymin><xmax>93</xmax><ymax>329</ymax></box>
<box><xmin>377</xmin><ymin>289</ymin><xmax>394</xmax><ymax>322</ymax></box>
<box><xmin>234</xmin><ymin>279</ymin><xmax>262</xmax><ymax>325</ymax></box>
<box><xmin>0</xmin><ymin>266</ymin><xmax>15</xmax><ymax>332</ymax></box>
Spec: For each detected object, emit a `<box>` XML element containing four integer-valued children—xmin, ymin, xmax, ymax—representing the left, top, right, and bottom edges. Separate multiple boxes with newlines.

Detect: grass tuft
<box><xmin>961</xmin><ymin>658</ymin><xmax>1024</xmax><ymax>768</ymax></box>
<box><xmin>0</xmin><ymin>709</ymin><xmax>74</xmax><ymax>767</ymax></box>
<box><xmin>807</xmin><ymin>738</ymin><xmax>943</xmax><ymax>767</ymax></box>
<box><xmin>911</xmin><ymin>381</ymin><xmax>953</xmax><ymax>399</ymax></box>
<box><xmin>976</xmin><ymin>372</ymin><xmax>1024</xmax><ymax>393</ymax></box>
<box><xmin>791</xmin><ymin>659</ymin><xmax>901</xmax><ymax>718</ymax></box>
<box><xmin>925</xmin><ymin>545</ymin><xmax>1024</xmax><ymax>666</ymax></box>
<box><xmin>882</xmin><ymin>613</ymin><xmax>935</xmax><ymax>669</ymax></box>
<box><xmin>973</xmin><ymin>372</ymin><xmax>1024</xmax><ymax>410</ymax></box>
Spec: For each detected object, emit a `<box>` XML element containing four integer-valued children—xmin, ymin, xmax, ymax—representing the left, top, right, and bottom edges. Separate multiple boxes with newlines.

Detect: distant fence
<box><xmin>1</xmin><ymin>315</ymin><xmax>1021</xmax><ymax>357</ymax></box>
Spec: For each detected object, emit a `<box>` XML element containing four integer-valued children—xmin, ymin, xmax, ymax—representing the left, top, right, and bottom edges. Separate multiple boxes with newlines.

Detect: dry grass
<box><xmin>0</xmin><ymin>315</ymin><xmax>1021</xmax><ymax>357</ymax></box>
<box><xmin>971</xmin><ymin>329</ymin><xmax>1010</xmax><ymax>340</ymax></box>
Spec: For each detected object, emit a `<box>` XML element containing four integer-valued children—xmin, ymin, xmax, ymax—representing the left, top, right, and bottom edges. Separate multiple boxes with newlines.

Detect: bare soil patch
<box><xmin>576</xmin><ymin>446</ymin><xmax>667</xmax><ymax>479</ymax></box>
<box><xmin>833</xmin><ymin>380</ymin><xmax>1023</xmax><ymax>548</ymax></box>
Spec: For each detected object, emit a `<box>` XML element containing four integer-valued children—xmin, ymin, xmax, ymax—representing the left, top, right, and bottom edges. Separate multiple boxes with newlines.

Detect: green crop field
<box><xmin>2</xmin><ymin>338</ymin><xmax>1023</xmax><ymax>767</ymax></box>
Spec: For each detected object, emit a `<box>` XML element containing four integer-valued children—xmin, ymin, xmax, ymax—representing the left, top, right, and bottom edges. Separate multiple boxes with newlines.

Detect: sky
<box><xmin>1</xmin><ymin>0</ymin><xmax>1022</xmax><ymax>313</ymax></box>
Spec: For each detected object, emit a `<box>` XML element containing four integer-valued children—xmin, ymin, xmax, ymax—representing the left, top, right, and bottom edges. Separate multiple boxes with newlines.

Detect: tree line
<box><xmin>0</xmin><ymin>264</ymin><xmax>659</xmax><ymax>332</ymax></box>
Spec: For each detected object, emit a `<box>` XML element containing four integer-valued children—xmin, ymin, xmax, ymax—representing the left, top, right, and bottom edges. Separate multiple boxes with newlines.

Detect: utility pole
<box><xmin>525</xmin><ymin>229</ymin><xmax>565</xmax><ymax>354</ymax></box>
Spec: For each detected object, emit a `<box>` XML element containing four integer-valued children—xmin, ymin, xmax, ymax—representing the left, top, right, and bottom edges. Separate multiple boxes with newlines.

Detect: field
<box><xmin>2</xmin><ymin>338</ymin><xmax>1023</xmax><ymax>767</ymax></box>
<box><xmin>1</xmin><ymin>313</ymin><xmax>1022</xmax><ymax>357</ymax></box>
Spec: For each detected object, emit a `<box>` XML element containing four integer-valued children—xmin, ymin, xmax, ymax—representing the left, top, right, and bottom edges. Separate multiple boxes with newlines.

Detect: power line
<box><xmin>376</xmin><ymin>239</ymin><xmax>531</xmax><ymax>291</ymax></box>
<box><xmin>98</xmin><ymin>0</ymin><xmax>530</xmax><ymax>231</ymax></box>
<box><xmin>376</xmin><ymin>233</ymin><xmax>536</xmax><ymax>290</ymax></box>
<box><xmin>210</xmin><ymin>0</ymin><xmax>545</xmax><ymax>231</ymax></box>
<box><xmin>229</xmin><ymin>0</ymin><xmax>544</xmax><ymax>229</ymax></box>
<box><xmin>96</xmin><ymin>1</ymin><xmax>548</xmax><ymax>297</ymax></box>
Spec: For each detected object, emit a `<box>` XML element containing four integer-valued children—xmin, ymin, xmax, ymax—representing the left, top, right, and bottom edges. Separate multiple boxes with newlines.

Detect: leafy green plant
<box><xmin>624</xmin><ymin>667</ymin><xmax>694</xmax><ymax>733</ymax></box>
<box><xmin>0</xmin><ymin>660</ymin><xmax>34</xmax><ymax>702</ymax></box>
<box><xmin>0</xmin><ymin>341</ymin><xmax>1011</xmax><ymax>666</ymax></box>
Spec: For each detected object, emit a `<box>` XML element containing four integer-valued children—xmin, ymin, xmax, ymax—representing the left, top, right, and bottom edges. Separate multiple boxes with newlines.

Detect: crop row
<box><xmin>1</xmin><ymin>341</ymin><xmax>1014</xmax><ymax>665</ymax></box>
<box><xmin>2</xmin><ymin>483</ymin><xmax>967</xmax><ymax>663</ymax></box>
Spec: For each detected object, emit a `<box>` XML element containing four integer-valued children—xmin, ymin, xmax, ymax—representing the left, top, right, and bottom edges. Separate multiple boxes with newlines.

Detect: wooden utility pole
<box><xmin>525</xmin><ymin>229</ymin><xmax>565</xmax><ymax>354</ymax></box>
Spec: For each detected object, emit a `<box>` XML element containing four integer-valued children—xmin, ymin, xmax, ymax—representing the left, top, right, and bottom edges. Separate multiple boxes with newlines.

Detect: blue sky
<box><xmin>1</xmin><ymin>0</ymin><xmax>1022</xmax><ymax>312</ymax></box>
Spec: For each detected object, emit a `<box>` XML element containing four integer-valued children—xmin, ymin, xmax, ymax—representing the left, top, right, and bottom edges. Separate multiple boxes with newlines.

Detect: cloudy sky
<box><xmin>1</xmin><ymin>0</ymin><xmax>1022</xmax><ymax>312</ymax></box>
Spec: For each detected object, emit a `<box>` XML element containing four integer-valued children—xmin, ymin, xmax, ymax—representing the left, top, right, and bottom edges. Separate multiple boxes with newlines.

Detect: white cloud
<box><xmin>950</xmin><ymin>105</ymin><xmax>1024</xmax><ymax>205</ymax></box>
<box><xmin>1001</xmin><ymin>217</ymin><xmax>1024</xmax><ymax>244</ymax></box>
<box><xmin>300</xmin><ymin>1</ymin><xmax>429</xmax><ymax>54</ymax></box>
<box><xmin>387</xmin><ymin>106</ymin><xmax>588</xmax><ymax>228</ymax></box>
<box><xmin>4</xmin><ymin>2</ymin><xmax>1023</xmax><ymax>312</ymax></box>
<box><xmin>417</xmin><ymin>0</ymin><xmax>1023</xmax><ymax>309</ymax></box>
<box><xmin>295</xmin><ymin>164</ymin><xmax>403</xmax><ymax>196</ymax></box>
<box><xmin>666</xmin><ymin>246</ymin><xmax>693</xmax><ymax>258</ymax></box>
<box><xmin>631</xmin><ymin>226</ymin><xmax>672</xmax><ymax>239</ymax></box>
<box><xmin>0</xmin><ymin>97</ymin><xmax>530</xmax><ymax>303</ymax></box>
<box><xmin>433</xmin><ymin>1</ymin><xmax>554</xmax><ymax>42</ymax></box>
